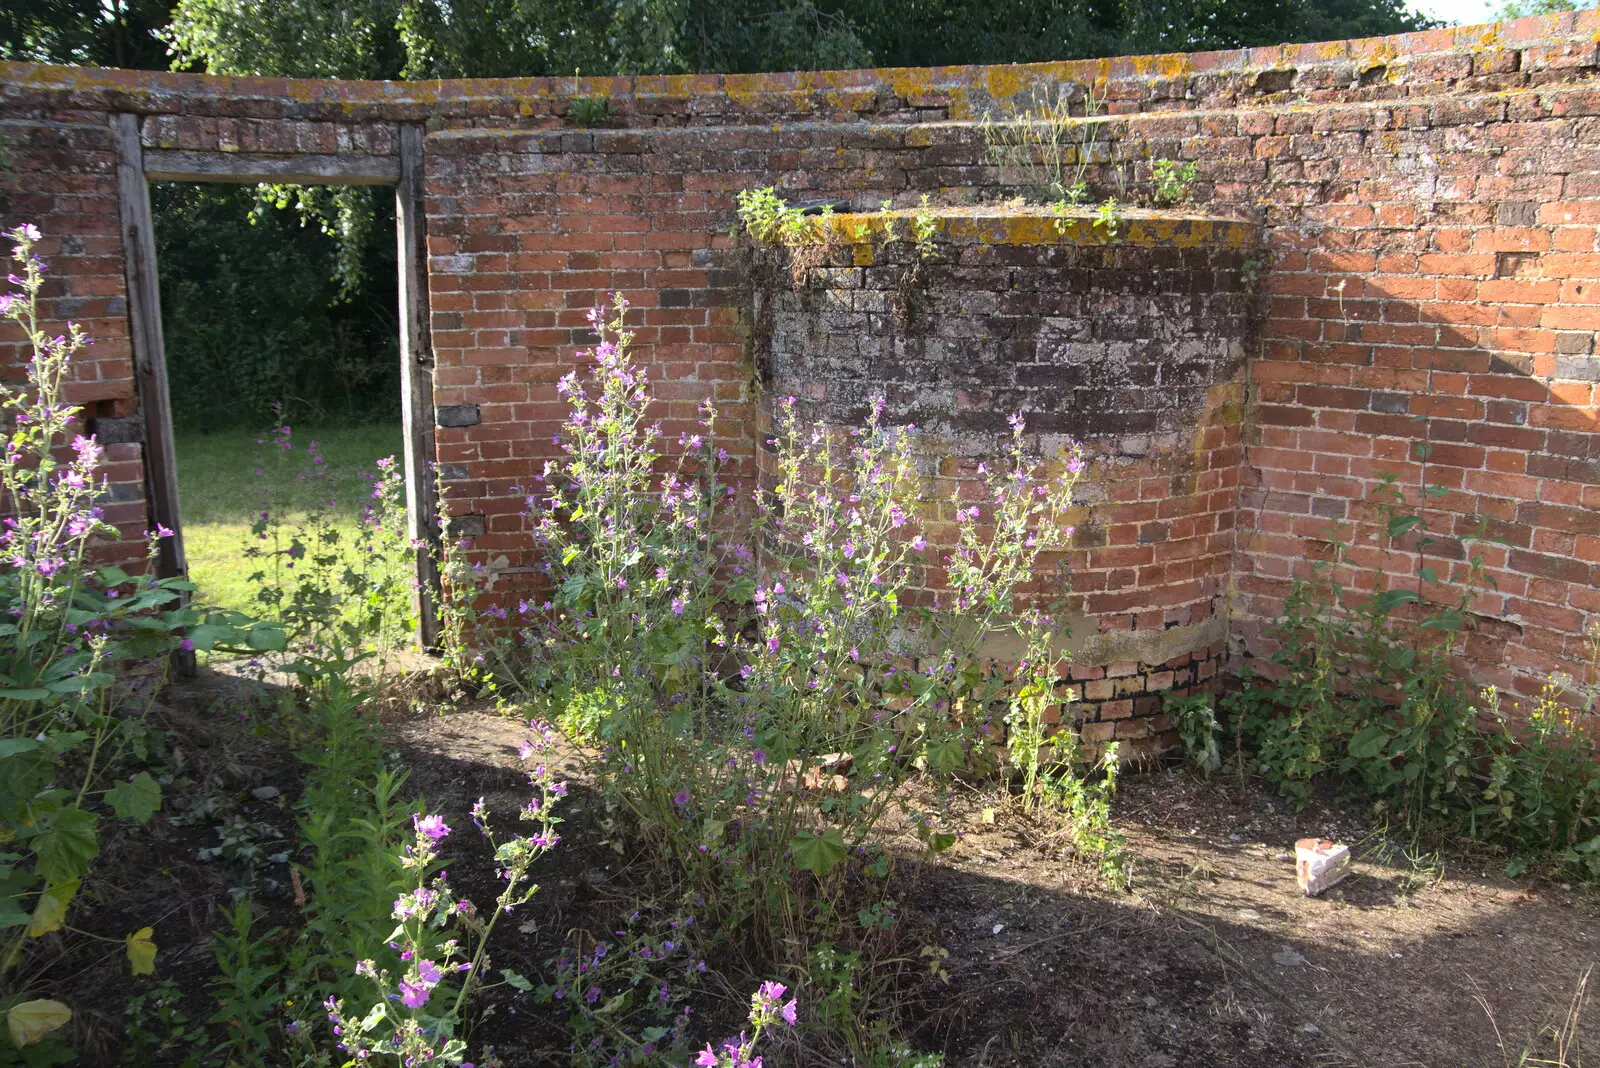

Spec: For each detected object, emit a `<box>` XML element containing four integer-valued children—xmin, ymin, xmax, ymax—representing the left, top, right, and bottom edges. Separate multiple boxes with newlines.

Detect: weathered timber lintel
<box><xmin>141</xmin><ymin>149</ymin><xmax>400</xmax><ymax>185</ymax></box>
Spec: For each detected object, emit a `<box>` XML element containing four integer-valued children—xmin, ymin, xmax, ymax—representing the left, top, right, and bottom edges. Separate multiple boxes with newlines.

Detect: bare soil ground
<box><xmin>396</xmin><ymin>708</ymin><xmax>1599</xmax><ymax>1068</ymax></box>
<box><xmin>41</xmin><ymin>677</ymin><xmax>1599</xmax><ymax>1067</ymax></box>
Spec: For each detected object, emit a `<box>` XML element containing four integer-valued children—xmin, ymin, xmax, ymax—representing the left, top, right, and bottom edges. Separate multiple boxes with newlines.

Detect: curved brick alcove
<box><xmin>752</xmin><ymin>207</ymin><xmax>1259</xmax><ymax>756</ymax></box>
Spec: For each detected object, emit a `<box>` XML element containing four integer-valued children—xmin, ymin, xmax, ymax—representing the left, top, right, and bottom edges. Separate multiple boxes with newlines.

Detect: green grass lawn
<box><xmin>176</xmin><ymin>423</ymin><xmax>404</xmax><ymax>616</ymax></box>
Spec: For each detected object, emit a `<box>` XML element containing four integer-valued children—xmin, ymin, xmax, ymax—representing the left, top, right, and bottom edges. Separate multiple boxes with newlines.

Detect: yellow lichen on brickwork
<box><xmin>809</xmin><ymin>208</ymin><xmax>1253</xmax><ymax>250</ymax></box>
<box><xmin>982</xmin><ymin>66</ymin><xmax>1032</xmax><ymax>106</ymax></box>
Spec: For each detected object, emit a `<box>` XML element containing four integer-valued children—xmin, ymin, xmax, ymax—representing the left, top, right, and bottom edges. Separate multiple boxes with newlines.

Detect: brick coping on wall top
<box><xmin>0</xmin><ymin>10</ymin><xmax>1592</xmax><ymax>127</ymax></box>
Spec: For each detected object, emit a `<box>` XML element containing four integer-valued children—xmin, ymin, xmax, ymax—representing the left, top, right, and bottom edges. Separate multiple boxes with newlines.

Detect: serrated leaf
<box><xmin>126</xmin><ymin>926</ymin><xmax>157</xmax><ymax>975</ymax></box>
<box><xmin>28</xmin><ymin>880</ymin><xmax>77</xmax><ymax>937</ymax></box>
<box><xmin>34</xmin><ymin>807</ymin><xmax>98</xmax><ymax>885</ymax></box>
<box><xmin>1386</xmin><ymin>515</ymin><xmax>1425</xmax><ymax>538</ymax></box>
<box><xmin>106</xmin><ymin>773</ymin><xmax>161</xmax><ymax>824</ymax></box>
<box><xmin>1348</xmin><ymin>724</ymin><xmax>1390</xmax><ymax>761</ymax></box>
<box><xmin>790</xmin><ymin>827</ymin><xmax>848</xmax><ymax>876</ymax></box>
<box><xmin>7</xmin><ymin>1000</ymin><xmax>71</xmax><ymax>1047</ymax></box>
<box><xmin>1371</xmin><ymin>589</ymin><xmax>1419</xmax><ymax>614</ymax></box>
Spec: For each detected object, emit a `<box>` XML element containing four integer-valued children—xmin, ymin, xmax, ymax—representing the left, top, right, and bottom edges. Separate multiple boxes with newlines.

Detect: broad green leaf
<box><xmin>246</xmin><ymin>626</ymin><xmax>288</xmax><ymax>652</ymax></box>
<box><xmin>0</xmin><ymin>739</ymin><xmax>41</xmax><ymax>759</ymax></box>
<box><xmin>7</xmin><ymin>1000</ymin><xmax>71</xmax><ymax>1047</ymax></box>
<box><xmin>0</xmin><ymin>689</ymin><xmax>52</xmax><ymax>702</ymax></box>
<box><xmin>43</xmin><ymin>677</ymin><xmax>100</xmax><ymax>695</ymax></box>
<box><xmin>0</xmin><ymin>897</ymin><xmax>29</xmax><ymax>929</ymax></box>
<box><xmin>1417</xmin><ymin>566</ymin><xmax>1440</xmax><ymax>585</ymax></box>
<box><xmin>183</xmin><ymin>624</ymin><xmax>238</xmax><ymax>650</ymax></box>
<box><xmin>34</xmin><ymin>807</ymin><xmax>99</xmax><ymax>885</ymax></box>
<box><xmin>1348</xmin><ymin>725</ymin><xmax>1390</xmax><ymax>761</ymax></box>
<box><xmin>500</xmin><ymin>969</ymin><xmax>532</xmax><ymax>991</ymax></box>
<box><xmin>126</xmin><ymin>926</ymin><xmax>157</xmax><ymax>975</ymax></box>
<box><xmin>790</xmin><ymin>827</ymin><xmax>848</xmax><ymax>876</ymax></box>
<box><xmin>1371</xmin><ymin>589</ymin><xmax>1419</xmax><ymax>614</ymax></box>
<box><xmin>95</xmin><ymin>566</ymin><xmax>132</xmax><ymax>586</ymax></box>
<box><xmin>28</xmin><ymin>880</ymin><xmax>77</xmax><ymax>937</ymax></box>
<box><xmin>106</xmin><ymin>773</ymin><xmax>161</xmax><ymax>824</ymax></box>
<box><xmin>927</xmin><ymin>832</ymin><xmax>957</xmax><ymax>854</ymax></box>
<box><xmin>922</xmin><ymin>736</ymin><xmax>965</xmax><ymax>775</ymax></box>
<box><xmin>1387</xmin><ymin>515</ymin><xmax>1425</xmax><ymax>538</ymax></box>
<box><xmin>358</xmin><ymin>1003</ymin><xmax>388</xmax><ymax>1033</ymax></box>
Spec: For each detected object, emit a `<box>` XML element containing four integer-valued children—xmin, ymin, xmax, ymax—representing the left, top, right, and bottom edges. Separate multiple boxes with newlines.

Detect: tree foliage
<box><xmin>153</xmin><ymin>183</ymin><xmax>399</xmax><ymax>431</ymax></box>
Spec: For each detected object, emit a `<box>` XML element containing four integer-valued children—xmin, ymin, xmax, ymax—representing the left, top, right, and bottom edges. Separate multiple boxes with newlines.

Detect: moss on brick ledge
<box><xmin>809</xmin><ymin>205</ymin><xmax>1256</xmax><ymax>250</ymax></box>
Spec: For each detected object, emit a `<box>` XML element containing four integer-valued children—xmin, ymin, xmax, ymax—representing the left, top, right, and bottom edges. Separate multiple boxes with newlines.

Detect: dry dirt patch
<box><xmin>392</xmin><ymin>710</ymin><xmax>1597</xmax><ymax>1068</ymax></box>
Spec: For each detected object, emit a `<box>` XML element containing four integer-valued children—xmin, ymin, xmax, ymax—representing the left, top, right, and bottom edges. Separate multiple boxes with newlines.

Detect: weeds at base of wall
<box><xmin>1165</xmin><ymin>473</ymin><xmax>1600</xmax><ymax>881</ymax></box>
<box><xmin>431</xmin><ymin>293</ymin><xmax>1130</xmax><ymax>1062</ymax></box>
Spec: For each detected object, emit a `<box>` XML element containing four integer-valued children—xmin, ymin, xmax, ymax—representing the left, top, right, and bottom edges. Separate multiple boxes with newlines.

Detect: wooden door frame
<box><xmin>111</xmin><ymin>115</ymin><xmax>442</xmax><ymax>647</ymax></box>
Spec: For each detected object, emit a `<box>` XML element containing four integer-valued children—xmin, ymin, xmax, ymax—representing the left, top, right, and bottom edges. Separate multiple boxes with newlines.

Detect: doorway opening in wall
<box><xmin>153</xmin><ymin>181</ymin><xmax>418</xmax><ymax>664</ymax></box>
<box><xmin>116</xmin><ymin>117</ymin><xmax>442</xmax><ymax>667</ymax></box>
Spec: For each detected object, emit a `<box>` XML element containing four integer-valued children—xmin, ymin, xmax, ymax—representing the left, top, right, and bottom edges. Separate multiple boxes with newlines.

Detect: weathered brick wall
<box><xmin>0</xmin><ymin>113</ymin><xmax>149</xmax><ymax>558</ymax></box>
<box><xmin>757</xmin><ymin>210</ymin><xmax>1255</xmax><ymax>753</ymax></box>
<box><xmin>1</xmin><ymin>7</ymin><xmax>1597</xmax><ymax>715</ymax></box>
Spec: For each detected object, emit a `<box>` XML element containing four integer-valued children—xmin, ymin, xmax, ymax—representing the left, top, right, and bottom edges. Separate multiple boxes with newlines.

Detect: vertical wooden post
<box><xmin>398</xmin><ymin>124</ymin><xmax>443</xmax><ymax>649</ymax></box>
<box><xmin>113</xmin><ymin>113</ymin><xmax>185</xmax><ymax>581</ymax></box>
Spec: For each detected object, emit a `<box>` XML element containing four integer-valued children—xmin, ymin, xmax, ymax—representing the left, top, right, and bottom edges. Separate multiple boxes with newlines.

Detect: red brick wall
<box><xmin>1</xmin><ymin>8</ymin><xmax>1597</xmax><ymax>704</ymax></box>
<box><xmin>0</xmin><ymin>112</ymin><xmax>149</xmax><ymax>559</ymax></box>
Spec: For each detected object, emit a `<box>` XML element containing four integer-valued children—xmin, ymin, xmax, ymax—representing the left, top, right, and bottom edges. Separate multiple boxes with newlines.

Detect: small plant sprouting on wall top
<box><xmin>737</xmin><ymin>186</ymin><xmax>816</xmax><ymax>247</ymax></box>
<box><xmin>911</xmin><ymin>194</ymin><xmax>938</xmax><ymax>261</ymax></box>
<box><xmin>1152</xmin><ymin>159</ymin><xmax>1198</xmax><ymax>206</ymax></box>
<box><xmin>566</xmin><ymin>94</ymin><xmax>611</xmax><ymax>127</ymax></box>
<box><xmin>980</xmin><ymin>84</ymin><xmax>1106</xmax><ymax>206</ymax></box>
<box><xmin>1093</xmin><ymin>196</ymin><xmax>1125</xmax><ymax>241</ymax></box>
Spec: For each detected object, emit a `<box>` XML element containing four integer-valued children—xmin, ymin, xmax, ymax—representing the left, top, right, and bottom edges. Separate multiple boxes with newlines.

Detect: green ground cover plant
<box><xmin>1167</xmin><ymin>473</ymin><xmax>1600</xmax><ymax>878</ymax></box>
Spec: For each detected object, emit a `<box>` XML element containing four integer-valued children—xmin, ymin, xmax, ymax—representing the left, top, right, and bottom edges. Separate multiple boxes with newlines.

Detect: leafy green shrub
<box><xmin>1165</xmin><ymin>692</ymin><xmax>1221</xmax><ymax>776</ymax></box>
<box><xmin>1151</xmin><ymin>159</ymin><xmax>1197</xmax><ymax>206</ymax></box>
<box><xmin>735</xmin><ymin>186</ymin><xmax>820</xmax><ymax>248</ymax></box>
<box><xmin>241</xmin><ymin>418</ymin><xmax>415</xmax><ymax>662</ymax></box>
<box><xmin>1226</xmin><ymin>473</ymin><xmax>1600</xmax><ymax>875</ymax></box>
<box><xmin>0</xmin><ymin>224</ymin><xmax>286</xmax><ymax>1057</ymax></box>
<box><xmin>153</xmin><ymin>183</ymin><xmax>399</xmax><ymax>431</ymax></box>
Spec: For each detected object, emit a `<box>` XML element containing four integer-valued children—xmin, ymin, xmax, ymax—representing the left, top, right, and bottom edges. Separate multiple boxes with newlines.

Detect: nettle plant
<box><xmin>0</xmin><ymin>224</ymin><xmax>283</xmax><ymax>1052</ymax></box>
<box><xmin>242</xmin><ymin>417</ymin><xmax>414</xmax><ymax>667</ymax></box>
<box><xmin>1225</xmin><ymin>470</ymin><xmax>1600</xmax><ymax>875</ymax></box>
<box><xmin>512</xmin><ymin>295</ymin><xmax>1085</xmax><ymax>936</ymax></box>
